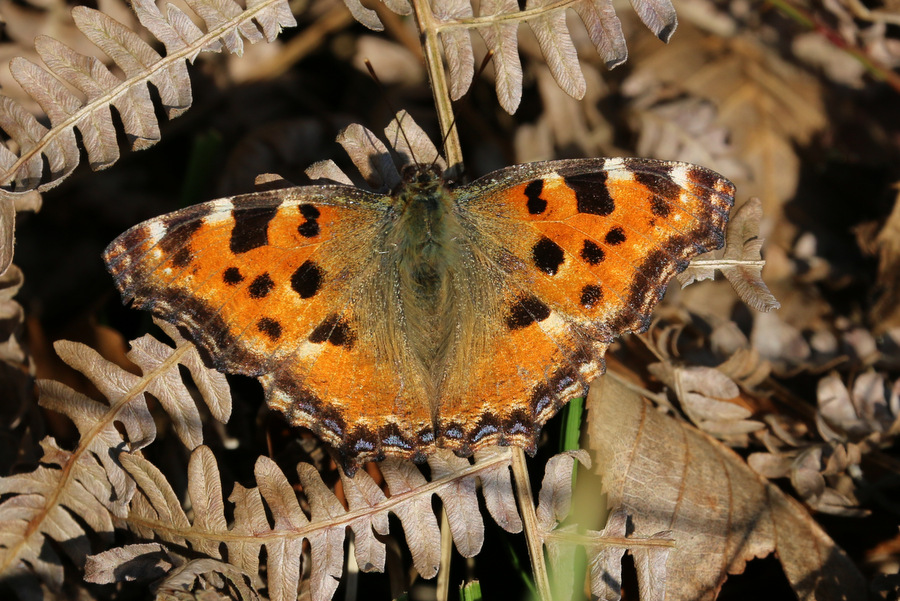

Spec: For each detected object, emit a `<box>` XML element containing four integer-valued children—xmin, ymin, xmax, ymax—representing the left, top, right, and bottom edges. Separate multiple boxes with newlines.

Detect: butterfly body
<box><xmin>105</xmin><ymin>157</ymin><xmax>735</xmax><ymax>472</ymax></box>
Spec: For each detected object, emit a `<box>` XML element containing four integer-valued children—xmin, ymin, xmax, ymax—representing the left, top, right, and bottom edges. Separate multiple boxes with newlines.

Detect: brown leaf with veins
<box><xmin>588</xmin><ymin>373</ymin><xmax>865</xmax><ymax>601</ymax></box>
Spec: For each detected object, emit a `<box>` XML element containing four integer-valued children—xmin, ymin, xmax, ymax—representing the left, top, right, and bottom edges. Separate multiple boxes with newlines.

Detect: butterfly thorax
<box><xmin>371</xmin><ymin>168</ymin><xmax>499</xmax><ymax>405</ymax></box>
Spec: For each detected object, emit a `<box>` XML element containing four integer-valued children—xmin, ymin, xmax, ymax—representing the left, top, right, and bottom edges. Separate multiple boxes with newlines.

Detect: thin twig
<box><xmin>437</xmin><ymin>509</ymin><xmax>452</xmax><ymax>601</ymax></box>
<box><xmin>511</xmin><ymin>448</ymin><xmax>552</xmax><ymax>601</ymax></box>
<box><xmin>410</xmin><ymin>0</ymin><xmax>463</xmax><ymax>175</ymax></box>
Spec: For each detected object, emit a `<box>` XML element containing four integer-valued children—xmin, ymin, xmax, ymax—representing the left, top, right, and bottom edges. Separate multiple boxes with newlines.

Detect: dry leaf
<box><xmin>588</xmin><ymin>373</ymin><xmax>866</xmax><ymax>601</ymax></box>
<box><xmin>624</xmin><ymin>23</ymin><xmax>826</xmax><ymax>224</ymax></box>
<box><xmin>679</xmin><ymin>197</ymin><xmax>781</xmax><ymax>312</ymax></box>
<box><xmin>648</xmin><ymin>363</ymin><xmax>765</xmax><ymax>438</ymax></box>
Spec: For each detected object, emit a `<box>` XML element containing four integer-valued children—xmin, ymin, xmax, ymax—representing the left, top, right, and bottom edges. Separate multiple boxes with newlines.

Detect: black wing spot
<box><xmin>257</xmin><ymin>317</ymin><xmax>282</xmax><ymax>341</ymax></box>
<box><xmin>532</xmin><ymin>236</ymin><xmax>565</xmax><ymax>276</ymax></box>
<box><xmin>291</xmin><ymin>260</ymin><xmax>323</xmax><ymax>298</ymax></box>
<box><xmin>506</xmin><ymin>296</ymin><xmax>551</xmax><ymax>330</ymax></box>
<box><xmin>223</xmin><ymin>267</ymin><xmax>244</xmax><ymax>285</ymax></box>
<box><xmin>580</xmin><ymin>284</ymin><xmax>603</xmax><ymax>309</ymax></box>
<box><xmin>524</xmin><ymin>180</ymin><xmax>547</xmax><ymax>215</ymax></box>
<box><xmin>580</xmin><ymin>239</ymin><xmax>605</xmax><ymax>265</ymax></box>
<box><xmin>298</xmin><ymin>204</ymin><xmax>321</xmax><ymax>238</ymax></box>
<box><xmin>230</xmin><ymin>205</ymin><xmax>279</xmax><ymax>254</ymax></box>
<box><xmin>564</xmin><ymin>172</ymin><xmax>615</xmax><ymax>216</ymax></box>
<box><xmin>171</xmin><ymin>247</ymin><xmax>193</xmax><ymax>268</ymax></box>
<box><xmin>158</xmin><ymin>206</ymin><xmax>210</xmax><ymax>255</ymax></box>
<box><xmin>248</xmin><ymin>273</ymin><xmax>275</xmax><ymax>299</ymax></box>
<box><xmin>309</xmin><ymin>314</ymin><xmax>356</xmax><ymax>349</ymax></box>
<box><xmin>298</xmin><ymin>221</ymin><xmax>320</xmax><ymax>238</ymax></box>
<box><xmin>605</xmin><ymin>227</ymin><xmax>626</xmax><ymax>246</ymax></box>
<box><xmin>299</xmin><ymin>204</ymin><xmax>320</xmax><ymax>219</ymax></box>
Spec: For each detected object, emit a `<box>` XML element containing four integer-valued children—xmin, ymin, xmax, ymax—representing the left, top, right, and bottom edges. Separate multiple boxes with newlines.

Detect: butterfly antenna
<box><xmin>431</xmin><ymin>50</ymin><xmax>496</xmax><ymax>175</ymax></box>
<box><xmin>364</xmin><ymin>59</ymin><xmax>421</xmax><ymax>170</ymax></box>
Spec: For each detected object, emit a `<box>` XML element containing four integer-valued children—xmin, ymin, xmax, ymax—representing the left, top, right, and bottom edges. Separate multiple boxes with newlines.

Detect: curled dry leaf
<box><xmin>818</xmin><ymin>370</ymin><xmax>900</xmax><ymax>440</ymax></box>
<box><xmin>648</xmin><ymin>362</ymin><xmax>765</xmax><ymax>439</ymax></box>
<box><xmin>749</xmin><ymin>441</ymin><xmax>866</xmax><ymax>518</ymax></box>
<box><xmin>85</xmin><ymin>542</ymin><xmax>175</xmax><ymax>584</ymax></box>
<box><xmin>87</xmin><ymin>543</ymin><xmax>261</xmax><ymax>600</ymax></box>
<box><xmin>751</xmin><ymin>310</ymin><xmax>811</xmax><ymax>367</ymax></box>
<box><xmin>0</xmin><ymin>263</ymin><xmax>26</xmax><ymax>366</ymax></box>
<box><xmin>679</xmin><ymin>197</ymin><xmax>780</xmax><ymax>312</ymax></box>
<box><xmin>588</xmin><ymin>373</ymin><xmax>866</xmax><ymax>601</ymax></box>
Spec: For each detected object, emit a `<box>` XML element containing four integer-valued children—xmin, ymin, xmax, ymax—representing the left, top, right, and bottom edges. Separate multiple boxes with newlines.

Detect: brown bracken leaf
<box><xmin>588</xmin><ymin>373</ymin><xmax>866</xmax><ymax>601</ymax></box>
<box><xmin>679</xmin><ymin>197</ymin><xmax>780</xmax><ymax>312</ymax></box>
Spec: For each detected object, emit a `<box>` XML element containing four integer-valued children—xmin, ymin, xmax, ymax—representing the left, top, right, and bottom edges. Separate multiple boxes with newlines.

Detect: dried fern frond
<box><xmin>100</xmin><ymin>444</ymin><xmax>524</xmax><ymax>601</ymax></box>
<box><xmin>0</xmin><ymin>0</ymin><xmax>296</xmax><ymax>195</ymax></box>
<box><xmin>98</xmin><ymin>444</ymin><xmax>665</xmax><ymax>601</ymax></box>
<box><xmin>0</xmin><ymin>319</ymin><xmax>230</xmax><ymax>587</ymax></box>
<box><xmin>346</xmin><ymin>0</ymin><xmax>677</xmax><ymax>113</ymax></box>
<box><xmin>678</xmin><ymin>197</ymin><xmax>781</xmax><ymax>312</ymax></box>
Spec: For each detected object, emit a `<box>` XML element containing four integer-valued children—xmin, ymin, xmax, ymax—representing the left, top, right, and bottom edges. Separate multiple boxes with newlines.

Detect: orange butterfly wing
<box><xmin>437</xmin><ymin>158</ymin><xmax>735</xmax><ymax>452</ymax></box>
<box><xmin>104</xmin><ymin>187</ymin><xmax>438</xmax><ymax>465</ymax></box>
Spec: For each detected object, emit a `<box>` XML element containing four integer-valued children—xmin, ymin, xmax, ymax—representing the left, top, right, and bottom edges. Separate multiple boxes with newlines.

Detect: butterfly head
<box><xmin>395</xmin><ymin>163</ymin><xmax>451</xmax><ymax>206</ymax></box>
<box><xmin>399</xmin><ymin>162</ymin><xmax>444</xmax><ymax>186</ymax></box>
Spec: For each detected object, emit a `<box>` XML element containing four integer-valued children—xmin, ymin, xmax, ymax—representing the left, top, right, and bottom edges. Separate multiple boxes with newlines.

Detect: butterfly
<box><xmin>104</xmin><ymin>135</ymin><xmax>734</xmax><ymax>473</ymax></box>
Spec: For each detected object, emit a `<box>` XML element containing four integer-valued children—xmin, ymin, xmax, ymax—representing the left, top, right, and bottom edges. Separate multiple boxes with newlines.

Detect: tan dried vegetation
<box><xmin>0</xmin><ymin>0</ymin><xmax>897</xmax><ymax>600</ymax></box>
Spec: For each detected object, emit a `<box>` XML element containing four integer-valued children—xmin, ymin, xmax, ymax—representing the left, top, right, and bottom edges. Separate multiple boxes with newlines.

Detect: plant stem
<box><xmin>410</xmin><ymin>0</ymin><xmax>463</xmax><ymax>176</ymax></box>
<box><xmin>511</xmin><ymin>448</ymin><xmax>552</xmax><ymax>601</ymax></box>
<box><xmin>437</xmin><ymin>509</ymin><xmax>452</xmax><ymax>601</ymax></box>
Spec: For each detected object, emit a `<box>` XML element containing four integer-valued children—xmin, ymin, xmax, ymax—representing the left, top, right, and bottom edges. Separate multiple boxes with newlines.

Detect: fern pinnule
<box><xmin>526</xmin><ymin>1</ymin><xmax>587</xmax><ymax>101</ymax></box>
<box><xmin>677</xmin><ymin>197</ymin><xmax>781</xmax><ymax>312</ymax></box>
<box><xmin>0</xmin><ymin>0</ymin><xmax>296</xmax><ymax>194</ymax></box>
<box><xmin>433</xmin><ymin>1</ymin><xmax>475</xmax><ymax>101</ymax></box>
<box><xmin>337</xmin><ymin>465</ymin><xmax>390</xmax><ymax>573</ymax></box>
<box><xmin>427</xmin><ymin>451</ymin><xmax>484</xmax><ymax>558</ymax></box>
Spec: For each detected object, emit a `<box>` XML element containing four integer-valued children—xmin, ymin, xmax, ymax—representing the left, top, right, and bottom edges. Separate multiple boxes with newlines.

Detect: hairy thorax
<box><xmin>370</xmin><ymin>169</ymin><xmax>501</xmax><ymax>406</ymax></box>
